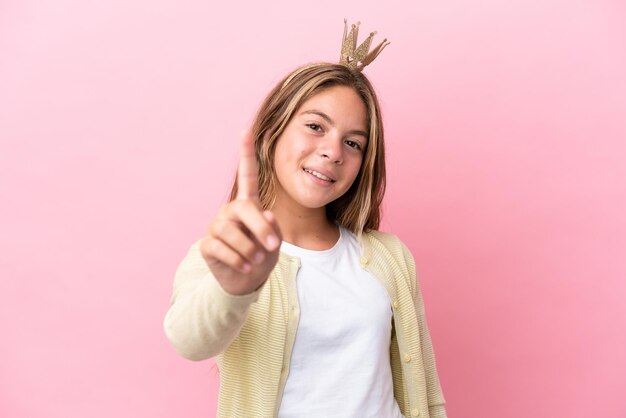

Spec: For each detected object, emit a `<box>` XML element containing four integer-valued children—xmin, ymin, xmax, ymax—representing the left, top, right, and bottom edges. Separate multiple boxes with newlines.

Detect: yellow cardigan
<box><xmin>164</xmin><ymin>230</ymin><xmax>446</xmax><ymax>418</ymax></box>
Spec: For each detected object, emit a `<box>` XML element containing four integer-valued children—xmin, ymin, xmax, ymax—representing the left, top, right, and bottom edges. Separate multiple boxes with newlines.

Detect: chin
<box><xmin>293</xmin><ymin>192</ymin><xmax>338</xmax><ymax>209</ymax></box>
<box><xmin>298</xmin><ymin>199</ymin><xmax>332</xmax><ymax>210</ymax></box>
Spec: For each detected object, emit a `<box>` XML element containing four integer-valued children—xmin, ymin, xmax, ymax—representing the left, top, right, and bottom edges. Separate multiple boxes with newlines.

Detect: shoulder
<box><xmin>364</xmin><ymin>229</ymin><xmax>401</xmax><ymax>245</ymax></box>
<box><xmin>363</xmin><ymin>230</ymin><xmax>412</xmax><ymax>258</ymax></box>
<box><xmin>363</xmin><ymin>229</ymin><xmax>418</xmax><ymax>298</ymax></box>
<box><xmin>363</xmin><ymin>229</ymin><xmax>416</xmax><ymax>270</ymax></box>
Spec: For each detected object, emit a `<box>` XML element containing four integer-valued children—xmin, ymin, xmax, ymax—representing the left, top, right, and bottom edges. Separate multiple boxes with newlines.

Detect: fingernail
<box><xmin>254</xmin><ymin>251</ymin><xmax>265</xmax><ymax>263</ymax></box>
<box><xmin>266</xmin><ymin>235</ymin><xmax>279</xmax><ymax>250</ymax></box>
<box><xmin>242</xmin><ymin>262</ymin><xmax>251</xmax><ymax>272</ymax></box>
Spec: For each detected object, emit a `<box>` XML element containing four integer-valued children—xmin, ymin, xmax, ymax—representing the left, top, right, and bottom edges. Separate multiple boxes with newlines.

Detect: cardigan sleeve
<box><xmin>163</xmin><ymin>240</ymin><xmax>264</xmax><ymax>361</ymax></box>
<box><xmin>401</xmin><ymin>242</ymin><xmax>448</xmax><ymax>418</ymax></box>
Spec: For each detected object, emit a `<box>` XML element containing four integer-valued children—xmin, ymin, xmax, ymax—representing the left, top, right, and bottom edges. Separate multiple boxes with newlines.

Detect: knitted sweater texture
<box><xmin>164</xmin><ymin>230</ymin><xmax>446</xmax><ymax>418</ymax></box>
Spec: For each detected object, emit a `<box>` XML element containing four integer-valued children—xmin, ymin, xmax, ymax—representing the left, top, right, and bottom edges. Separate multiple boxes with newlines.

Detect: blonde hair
<box><xmin>229</xmin><ymin>63</ymin><xmax>386</xmax><ymax>235</ymax></box>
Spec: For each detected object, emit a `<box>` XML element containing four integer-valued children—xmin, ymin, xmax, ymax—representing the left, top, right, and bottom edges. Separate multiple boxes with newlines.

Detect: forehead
<box><xmin>298</xmin><ymin>85</ymin><xmax>368</xmax><ymax>128</ymax></box>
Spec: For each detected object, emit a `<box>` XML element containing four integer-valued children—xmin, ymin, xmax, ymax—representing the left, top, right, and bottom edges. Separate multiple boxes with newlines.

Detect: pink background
<box><xmin>1</xmin><ymin>1</ymin><xmax>625</xmax><ymax>417</ymax></box>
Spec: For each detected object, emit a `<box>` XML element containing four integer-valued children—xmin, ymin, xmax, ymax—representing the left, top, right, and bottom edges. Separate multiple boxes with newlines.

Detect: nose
<box><xmin>318</xmin><ymin>135</ymin><xmax>343</xmax><ymax>164</ymax></box>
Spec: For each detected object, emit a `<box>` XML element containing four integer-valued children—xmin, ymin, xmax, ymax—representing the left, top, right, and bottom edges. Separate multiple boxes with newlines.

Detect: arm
<box><xmin>164</xmin><ymin>131</ymin><xmax>280</xmax><ymax>361</ymax></box>
<box><xmin>163</xmin><ymin>240</ymin><xmax>265</xmax><ymax>361</ymax></box>
<box><xmin>401</xmin><ymin>243</ymin><xmax>447</xmax><ymax>418</ymax></box>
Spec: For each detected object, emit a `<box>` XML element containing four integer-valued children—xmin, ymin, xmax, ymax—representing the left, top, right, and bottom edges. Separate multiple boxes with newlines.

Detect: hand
<box><xmin>200</xmin><ymin>129</ymin><xmax>282</xmax><ymax>295</ymax></box>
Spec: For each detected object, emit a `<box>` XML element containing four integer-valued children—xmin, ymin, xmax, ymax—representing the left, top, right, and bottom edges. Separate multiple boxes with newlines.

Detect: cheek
<box><xmin>297</xmin><ymin>148</ymin><xmax>309</xmax><ymax>164</ymax></box>
<box><xmin>275</xmin><ymin>137</ymin><xmax>306</xmax><ymax>165</ymax></box>
<box><xmin>348</xmin><ymin>157</ymin><xmax>364</xmax><ymax>181</ymax></box>
<box><xmin>337</xmin><ymin>161</ymin><xmax>363</xmax><ymax>194</ymax></box>
<box><xmin>273</xmin><ymin>142</ymin><xmax>291</xmax><ymax>170</ymax></box>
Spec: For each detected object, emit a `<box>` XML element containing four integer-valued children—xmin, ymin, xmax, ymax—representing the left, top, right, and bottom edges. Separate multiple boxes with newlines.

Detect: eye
<box><xmin>306</xmin><ymin>123</ymin><xmax>323</xmax><ymax>132</ymax></box>
<box><xmin>345</xmin><ymin>139</ymin><xmax>363</xmax><ymax>151</ymax></box>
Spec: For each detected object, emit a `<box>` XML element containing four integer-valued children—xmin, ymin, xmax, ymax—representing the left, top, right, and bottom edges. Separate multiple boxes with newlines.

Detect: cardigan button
<box><xmin>411</xmin><ymin>408</ymin><xmax>420</xmax><ymax>416</ymax></box>
<box><xmin>359</xmin><ymin>256</ymin><xmax>368</xmax><ymax>266</ymax></box>
<box><xmin>392</xmin><ymin>300</ymin><xmax>399</xmax><ymax>309</ymax></box>
<box><xmin>403</xmin><ymin>353</ymin><xmax>412</xmax><ymax>363</ymax></box>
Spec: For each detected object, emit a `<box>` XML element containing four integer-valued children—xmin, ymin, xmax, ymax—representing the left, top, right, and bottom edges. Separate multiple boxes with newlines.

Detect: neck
<box><xmin>271</xmin><ymin>203</ymin><xmax>339</xmax><ymax>251</ymax></box>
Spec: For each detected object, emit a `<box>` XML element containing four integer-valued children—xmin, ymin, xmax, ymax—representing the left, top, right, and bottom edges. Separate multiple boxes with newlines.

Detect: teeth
<box><xmin>304</xmin><ymin>168</ymin><xmax>333</xmax><ymax>182</ymax></box>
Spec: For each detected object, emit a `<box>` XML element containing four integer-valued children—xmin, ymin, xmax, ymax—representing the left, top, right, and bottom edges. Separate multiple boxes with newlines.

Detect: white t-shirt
<box><xmin>277</xmin><ymin>226</ymin><xmax>403</xmax><ymax>418</ymax></box>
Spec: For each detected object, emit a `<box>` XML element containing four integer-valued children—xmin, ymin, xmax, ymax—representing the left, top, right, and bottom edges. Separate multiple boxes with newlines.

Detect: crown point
<box><xmin>339</xmin><ymin>19</ymin><xmax>389</xmax><ymax>71</ymax></box>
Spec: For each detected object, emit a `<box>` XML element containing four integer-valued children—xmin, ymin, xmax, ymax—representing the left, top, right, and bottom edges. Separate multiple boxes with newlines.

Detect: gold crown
<box><xmin>339</xmin><ymin>19</ymin><xmax>390</xmax><ymax>71</ymax></box>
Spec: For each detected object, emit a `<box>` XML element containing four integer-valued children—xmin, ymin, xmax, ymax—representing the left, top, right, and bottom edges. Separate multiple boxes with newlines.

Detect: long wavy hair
<box><xmin>229</xmin><ymin>62</ymin><xmax>386</xmax><ymax>235</ymax></box>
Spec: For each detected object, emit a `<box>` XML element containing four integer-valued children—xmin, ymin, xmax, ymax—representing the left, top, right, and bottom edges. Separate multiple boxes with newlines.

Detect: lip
<box><xmin>303</xmin><ymin>166</ymin><xmax>337</xmax><ymax>182</ymax></box>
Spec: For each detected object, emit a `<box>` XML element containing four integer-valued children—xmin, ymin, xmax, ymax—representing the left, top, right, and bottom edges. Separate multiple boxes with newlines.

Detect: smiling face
<box><xmin>228</xmin><ymin>63</ymin><xmax>387</xmax><ymax>233</ymax></box>
<box><xmin>272</xmin><ymin>85</ymin><xmax>369</xmax><ymax>214</ymax></box>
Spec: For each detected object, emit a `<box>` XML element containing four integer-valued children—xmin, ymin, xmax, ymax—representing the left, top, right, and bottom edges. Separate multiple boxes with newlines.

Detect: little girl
<box><xmin>164</xmin><ymin>21</ymin><xmax>446</xmax><ymax>418</ymax></box>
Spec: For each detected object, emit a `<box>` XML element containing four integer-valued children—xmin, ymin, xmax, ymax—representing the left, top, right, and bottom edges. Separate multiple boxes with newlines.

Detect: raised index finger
<box><xmin>236</xmin><ymin>129</ymin><xmax>260</xmax><ymax>201</ymax></box>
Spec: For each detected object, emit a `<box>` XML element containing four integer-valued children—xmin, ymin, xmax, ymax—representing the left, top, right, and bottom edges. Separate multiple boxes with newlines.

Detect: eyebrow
<box><xmin>300</xmin><ymin>109</ymin><xmax>369</xmax><ymax>139</ymax></box>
